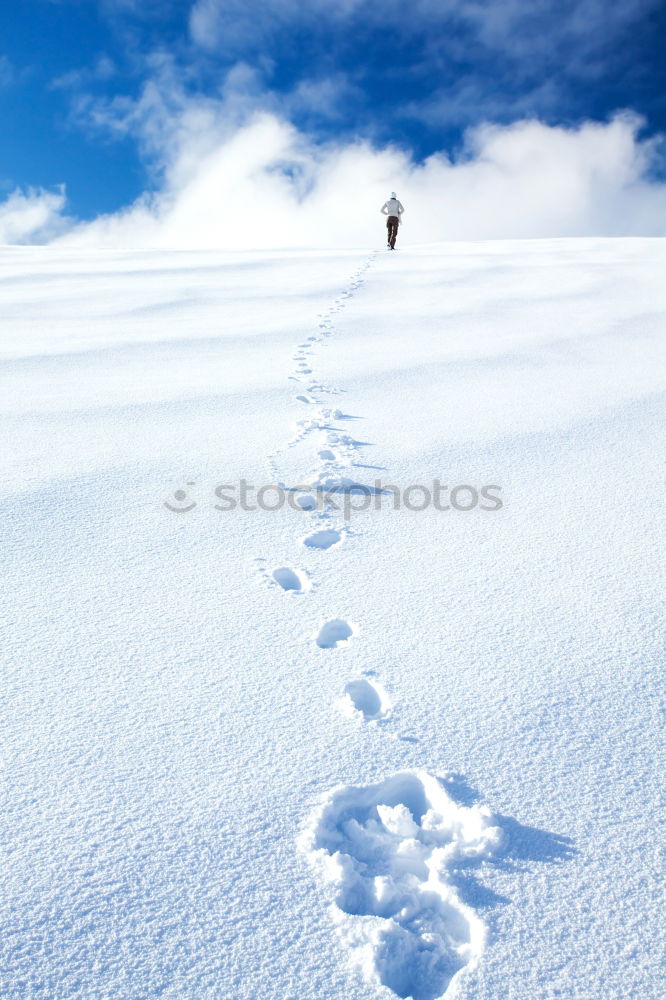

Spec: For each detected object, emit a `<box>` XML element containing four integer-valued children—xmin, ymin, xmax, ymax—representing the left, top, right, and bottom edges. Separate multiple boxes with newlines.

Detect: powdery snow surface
<box><xmin>1</xmin><ymin>239</ymin><xmax>664</xmax><ymax>1000</ymax></box>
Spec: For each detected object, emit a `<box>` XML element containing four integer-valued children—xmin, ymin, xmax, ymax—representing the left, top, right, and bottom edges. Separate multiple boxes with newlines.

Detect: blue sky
<box><xmin>1</xmin><ymin>0</ymin><xmax>665</xmax><ymax>226</ymax></box>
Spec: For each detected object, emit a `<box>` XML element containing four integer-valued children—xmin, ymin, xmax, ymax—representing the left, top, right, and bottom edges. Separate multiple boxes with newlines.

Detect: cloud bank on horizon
<box><xmin>1</xmin><ymin>0</ymin><xmax>665</xmax><ymax>246</ymax></box>
<box><xmin>6</xmin><ymin>107</ymin><xmax>666</xmax><ymax>248</ymax></box>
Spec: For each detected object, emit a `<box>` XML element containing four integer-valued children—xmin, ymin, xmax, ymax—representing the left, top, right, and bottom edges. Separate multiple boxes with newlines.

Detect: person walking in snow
<box><xmin>381</xmin><ymin>192</ymin><xmax>404</xmax><ymax>249</ymax></box>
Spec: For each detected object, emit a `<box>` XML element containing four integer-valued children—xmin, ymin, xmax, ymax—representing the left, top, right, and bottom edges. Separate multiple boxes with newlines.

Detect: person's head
<box><xmin>391</xmin><ymin>191</ymin><xmax>397</xmax><ymax>199</ymax></box>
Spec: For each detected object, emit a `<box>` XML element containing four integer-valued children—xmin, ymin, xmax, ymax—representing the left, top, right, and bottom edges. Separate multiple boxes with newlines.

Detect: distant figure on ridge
<box><xmin>380</xmin><ymin>192</ymin><xmax>404</xmax><ymax>250</ymax></box>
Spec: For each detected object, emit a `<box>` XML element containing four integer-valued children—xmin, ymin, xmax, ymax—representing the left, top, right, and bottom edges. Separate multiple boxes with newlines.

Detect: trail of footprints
<box><xmin>261</xmin><ymin>254</ymin><xmax>373</xmax><ymax>690</ymax></box>
<box><xmin>256</xmin><ymin>253</ymin><xmax>503</xmax><ymax>999</ymax></box>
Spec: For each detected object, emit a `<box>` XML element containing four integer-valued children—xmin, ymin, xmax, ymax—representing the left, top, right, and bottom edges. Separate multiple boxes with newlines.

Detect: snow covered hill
<box><xmin>1</xmin><ymin>238</ymin><xmax>664</xmax><ymax>1000</ymax></box>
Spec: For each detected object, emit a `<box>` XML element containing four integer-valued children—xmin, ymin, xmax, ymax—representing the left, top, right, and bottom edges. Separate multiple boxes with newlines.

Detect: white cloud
<box><xmin>3</xmin><ymin>62</ymin><xmax>665</xmax><ymax>248</ymax></box>
<box><xmin>399</xmin><ymin>76</ymin><xmax>566</xmax><ymax>130</ymax></box>
<box><xmin>189</xmin><ymin>0</ymin><xmax>364</xmax><ymax>52</ymax></box>
<box><xmin>0</xmin><ymin>187</ymin><xmax>70</xmax><ymax>245</ymax></box>
<box><xmin>52</xmin><ymin>54</ymin><xmax>117</xmax><ymax>91</ymax></box>
<box><xmin>187</xmin><ymin>0</ymin><xmax>661</xmax><ymax>78</ymax></box>
<box><xmin>46</xmin><ymin>88</ymin><xmax>666</xmax><ymax>249</ymax></box>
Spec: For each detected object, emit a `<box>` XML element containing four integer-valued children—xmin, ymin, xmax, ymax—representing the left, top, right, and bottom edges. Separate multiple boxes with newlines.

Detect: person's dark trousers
<box><xmin>386</xmin><ymin>216</ymin><xmax>399</xmax><ymax>248</ymax></box>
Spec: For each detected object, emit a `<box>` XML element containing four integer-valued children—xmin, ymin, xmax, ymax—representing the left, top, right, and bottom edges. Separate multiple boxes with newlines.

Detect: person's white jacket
<box><xmin>381</xmin><ymin>197</ymin><xmax>404</xmax><ymax>223</ymax></box>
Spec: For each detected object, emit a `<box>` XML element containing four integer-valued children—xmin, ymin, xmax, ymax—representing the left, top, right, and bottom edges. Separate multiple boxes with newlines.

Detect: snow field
<box><xmin>1</xmin><ymin>238</ymin><xmax>664</xmax><ymax>1000</ymax></box>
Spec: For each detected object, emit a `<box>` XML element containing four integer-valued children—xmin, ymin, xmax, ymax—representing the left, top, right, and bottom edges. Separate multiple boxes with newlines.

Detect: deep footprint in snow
<box><xmin>341</xmin><ymin>678</ymin><xmax>391</xmax><ymax>721</ymax></box>
<box><xmin>302</xmin><ymin>528</ymin><xmax>342</xmax><ymax>550</ymax></box>
<box><xmin>315</xmin><ymin>619</ymin><xmax>356</xmax><ymax>649</ymax></box>
<box><xmin>271</xmin><ymin>567</ymin><xmax>311</xmax><ymax>593</ymax></box>
<box><xmin>300</xmin><ymin>771</ymin><xmax>503</xmax><ymax>1000</ymax></box>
